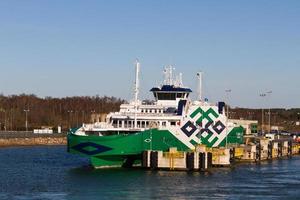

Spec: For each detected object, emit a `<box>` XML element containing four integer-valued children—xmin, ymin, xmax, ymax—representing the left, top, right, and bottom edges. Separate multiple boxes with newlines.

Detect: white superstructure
<box><xmin>75</xmin><ymin>61</ymin><xmax>221</xmax><ymax>136</ymax></box>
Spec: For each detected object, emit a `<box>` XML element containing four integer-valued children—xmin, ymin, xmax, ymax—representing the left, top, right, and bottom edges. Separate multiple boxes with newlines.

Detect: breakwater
<box><xmin>0</xmin><ymin>131</ymin><xmax>66</xmax><ymax>147</ymax></box>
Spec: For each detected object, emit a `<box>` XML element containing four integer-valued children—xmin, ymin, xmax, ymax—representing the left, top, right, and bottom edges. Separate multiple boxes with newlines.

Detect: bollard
<box><xmin>142</xmin><ymin>151</ymin><xmax>148</xmax><ymax>168</ymax></box>
<box><xmin>186</xmin><ymin>152</ymin><xmax>194</xmax><ymax>170</ymax></box>
<box><xmin>207</xmin><ymin>152</ymin><xmax>212</xmax><ymax>168</ymax></box>
<box><xmin>256</xmin><ymin>142</ymin><xmax>261</xmax><ymax>161</ymax></box>
<box><xmin>268</xmin><ymin>141</ymin><xmax>273</xmax><ymax>159</ymax></box>
<box><xmin>278</xmin><ymin>142</ymin><xmax>282</xmax><ymax>157</ymax></box>
<box><xmin>230</xmin><ymin>148</ymin><xmax>235</xmax><ymax>163</ymax></box>
<box><xmin>288</xmin><ymin>141</ymin><xmax>292</xmax><ymax>157</ymax></box>
<box><xmin>150</xmin><ymin>151</ymin><xmax>158</xmax><ymax>169</ymax></box>
<box><xmin>199</xmin><ymin>152</ymin><xmax>206</xmax><ymax>171</ymax></box>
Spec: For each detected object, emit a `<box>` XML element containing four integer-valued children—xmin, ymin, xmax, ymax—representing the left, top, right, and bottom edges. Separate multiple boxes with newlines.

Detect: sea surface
<box><xmin>0</xmin><ymin>146</ymin><xmax>299</xmax><ymax>200</ymax></box>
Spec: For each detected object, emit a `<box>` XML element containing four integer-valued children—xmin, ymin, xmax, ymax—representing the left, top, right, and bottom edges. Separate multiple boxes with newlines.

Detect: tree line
<box><xmin>0</xmin><ymin>94</ymin><xmax>299</xmax><ymax>132</ymax></box>
<box><xmin>0</xmin><ymin>94</ymin><xmax>125</xmax><ymax>131</ymax></box>
<box><xmin>229</xmin><ymin>107</ymin><xmax>300</xmax><ymax>132</ymax></box>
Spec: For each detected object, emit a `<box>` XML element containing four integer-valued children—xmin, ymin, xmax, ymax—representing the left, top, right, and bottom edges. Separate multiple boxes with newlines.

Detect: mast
<box><xmin>197</xmin><ymin>71</ymin><xmax>203</xmax><ymax>101</ymax></box>
<box><xmin>134</xmin><ymin>59</ymin><xmax>140</xmax><ymax>129</ymax></box>
<box><xmin>163</xmin><ymin>65</ymin><xmax>174</xmax><ymax>85</ymax></box>
<box><xmin>177</xmin><ymin>73</ymin><xmax>183</xmax><ymax>87</ymax></box>
<box><xmin>169</xmin><ymin>65</ymin><xmax>173</xmax><ymax>85</ymax></box>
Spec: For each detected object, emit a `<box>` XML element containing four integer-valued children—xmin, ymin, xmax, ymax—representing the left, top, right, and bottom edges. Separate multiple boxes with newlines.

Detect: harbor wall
<box><xmin>0</xmin><ymin>131</ymin><xmax>66</xmax><ymax>147</ymax></box>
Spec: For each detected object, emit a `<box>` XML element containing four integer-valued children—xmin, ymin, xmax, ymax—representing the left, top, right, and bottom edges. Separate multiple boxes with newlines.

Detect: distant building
<box><xmin>228</xmin><ymin>119</ymin><xmax>258</xmax><ymax>135</ymax></box>
<box><xmin>33</xmin><ymin>126</ymin><xmax>53</xmax><ymax>134</ymax></box>
<box><xmin>90</xmin><ymin>113</ymin><xmax>108</xmax><ymax>123</ymax></box>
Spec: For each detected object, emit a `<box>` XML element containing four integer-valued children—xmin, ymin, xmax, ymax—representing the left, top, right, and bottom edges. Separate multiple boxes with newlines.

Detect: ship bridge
<box><xmin>150</xmin><ymin>85</ymin><xmax>192</xmax><ymax>107</ymax></box>
<box><xmin>149</xmin><ymin>65</ymin><xmax>192</xmax><ymax>107</ymax></box>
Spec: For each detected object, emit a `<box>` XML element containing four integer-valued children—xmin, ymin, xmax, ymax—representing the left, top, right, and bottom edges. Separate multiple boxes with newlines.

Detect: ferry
<box><xmin>67</xmin><ymin>61</ymin><xmax>244</xmax><ymax>168</ymax></box>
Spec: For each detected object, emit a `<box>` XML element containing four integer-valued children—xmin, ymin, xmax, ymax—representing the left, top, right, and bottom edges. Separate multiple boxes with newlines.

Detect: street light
<box><xmin>266</xmin><ymin>91</ymin><xmax>272</xmax><ymax>133</ymax></box>
<box><xmin>24</xmin><ymin>109</ymin><xmax>30</xmax><ymax>131</ymax></box>
<box><xmin>91</xmin><ymin>110</ymin><xmax>95</xmax><ymax>123</ymax></box>
<box><xmin>75</xmin><ymin>110</ymin><xmax>79</xmax><ymax>127</ymax></box>
<box><xmin>67</xmin><ymin>110</ymin><xmax>73</xmax><ymax>129</ymax></box>
<box><xmin>0</xmin><ymin>109</ymin><xmax>6</xmax><ymax>131</ymax></box>
<box><xmin>225</xmin><ymin>89</ymin><xmax>231</xmax><ymax>148</ymax></box>
<box><xmin>225</xmin><ymin>89</ymin><xmax>232</xmax><ymax>118</ymax></box>
<box><xmin>259</xmin><ymin>93</ymin><xmax>266</xmax><ymax>134</ymax></box>
<box><xmin>81</xmin><ymin>110</ymin><xmax>85</xmax><ymax>123</ymax></box>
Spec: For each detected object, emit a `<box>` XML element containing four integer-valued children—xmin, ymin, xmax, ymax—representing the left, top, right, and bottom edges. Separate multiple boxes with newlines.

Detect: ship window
<box><xmin>171</xmin><ymin>121</ymin><xmax>176</xmax><ymax>126</ymax></box>
<box><xmin>157</xmin><ymin>93</ymin><xmax>176</xmax><ymax>100</ymax></box>
<box><xmin>112</xmin><ymin>120</ymin><xmax>117</xmax><ymax>128</ymax></box>
<box><xmin>176</xmin><ymin>93</ymin><xmax>184</xmax><ymax>98</ymax></box>
<box><xmin>137</xmin><ymin>121</ymin><xmax>141</xmax><ymax>128</ymax></box>
<box><xmin>128</xmin><ymin>121</ymin><xmax>131</xmax><ymax>127</ymax></box>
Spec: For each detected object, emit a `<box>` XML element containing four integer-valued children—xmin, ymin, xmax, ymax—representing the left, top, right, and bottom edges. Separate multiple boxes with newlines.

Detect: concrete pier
<box><xmin>140</xmin><ymin>138</ymin><xmax>300</xmax><ymax>171</ymax></box>
<box><xmin>142</xmin><ymin>147</ymin><xmax>213</xmax><ymax>171</ymax></box>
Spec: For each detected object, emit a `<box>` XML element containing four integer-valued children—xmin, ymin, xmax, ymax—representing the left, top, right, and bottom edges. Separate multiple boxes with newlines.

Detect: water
<box><xmin>0</xmin><ymin>146</ymin><xmax>299</xmax><ymax>200</ymax></box>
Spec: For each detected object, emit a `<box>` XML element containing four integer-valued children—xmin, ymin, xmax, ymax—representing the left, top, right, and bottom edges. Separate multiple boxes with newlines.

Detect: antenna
<box><xmin>197</xmin><ymin>71</ymin><xmax>203</xmax><ymax>101</ymax></box>
<box><xmin>163</xmin><ymin>65</ymin><xmax>176</xmax><ymax>85</ymax></box>
<box><xmin>169</xmin><ymin>65</ymin><xmax>173</xmax><ymax>85</ymax></box>
<box><xmin>134</xmin><ymin>59</ymin><xmax>140</xmax><ymax>129</ymax></box>
<box><xmin>174</xmin><ymin>73</ymin><xmax>183</xmax><ymax>87</ymax></box>
<box><xmin>178</xmin><ymin>73</ymin><xmax>183</xmax><ymax>87</ymax></box>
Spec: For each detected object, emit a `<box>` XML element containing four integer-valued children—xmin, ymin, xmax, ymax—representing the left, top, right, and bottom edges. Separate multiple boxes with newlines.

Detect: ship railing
<box><xmin>111</xmin><ymin>113</ymin><xmax>179</xmax><ymax>117</ymax></box>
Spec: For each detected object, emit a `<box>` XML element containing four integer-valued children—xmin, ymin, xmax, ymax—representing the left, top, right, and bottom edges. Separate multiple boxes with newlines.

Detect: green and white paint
<box><xmin>68</xmin><ymin>104</ymin><xmax>244</xmax><ymax>168</ymax></box>
<box><xmin>168</xmin><ymin>105</ymin><xmax>235</xmax><ymax>149</ymax></box>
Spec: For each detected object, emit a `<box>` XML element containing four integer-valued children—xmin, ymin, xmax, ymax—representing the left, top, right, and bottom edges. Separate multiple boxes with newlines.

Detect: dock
<box><xmin>140</xmin><ymin>137</ymin><xmax>300</xmax><ymax>171</ymax></box>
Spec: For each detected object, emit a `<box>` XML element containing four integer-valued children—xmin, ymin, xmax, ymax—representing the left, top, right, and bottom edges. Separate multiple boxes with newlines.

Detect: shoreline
<box><xmin>0</xmin><ymin>132</ymin><xmax>67</xmax><ymax>147</ymax></box>
<box><xmin>0</xmin><ymin>143</ymin><xmax>66</xmax><ymax>148</ymax></box>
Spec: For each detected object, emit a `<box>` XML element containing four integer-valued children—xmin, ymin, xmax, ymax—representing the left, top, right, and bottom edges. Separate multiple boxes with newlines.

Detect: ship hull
<box><xmin>67</xmin><ymin>127</ymin><xmax>244</xmax><ymax>168</ymax></box>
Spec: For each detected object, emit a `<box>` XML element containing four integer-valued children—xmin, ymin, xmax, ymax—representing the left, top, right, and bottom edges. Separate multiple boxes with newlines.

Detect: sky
<box><xmin>0</xmin><ymin>0</ymin><xmax>299</xmax><ymax>108</ymax></box>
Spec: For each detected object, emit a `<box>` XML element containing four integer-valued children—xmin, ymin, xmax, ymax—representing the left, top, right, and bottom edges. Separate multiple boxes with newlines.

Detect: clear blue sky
<box><xmin>0</xmin><ymin>0</ymin><xmax>299</xmax><ymax>108</ymax></box>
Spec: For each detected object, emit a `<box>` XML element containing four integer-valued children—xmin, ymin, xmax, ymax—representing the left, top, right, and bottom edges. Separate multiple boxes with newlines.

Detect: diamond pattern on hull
<box><xmin>72</xmin><ymin>142</ymin><xmax>113</xmax><ymax>155</ymax></box>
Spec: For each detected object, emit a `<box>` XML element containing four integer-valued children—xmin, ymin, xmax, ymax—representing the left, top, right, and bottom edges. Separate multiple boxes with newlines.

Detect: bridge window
<box><xmin>157</xmin><ymin>93</ymin><xmax>176</xmax><ymax>100</ymax></box>
<box><xmin>176</xmin><ymin>93</ymin><xmax>184</xmax><ymax>98</ymax></box>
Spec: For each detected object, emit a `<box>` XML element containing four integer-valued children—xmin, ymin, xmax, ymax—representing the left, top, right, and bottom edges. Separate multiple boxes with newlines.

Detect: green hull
<box><xmin>67</xmin><ymin>127</ymin><xmax>244</xmax><ymax>168</ymax></box>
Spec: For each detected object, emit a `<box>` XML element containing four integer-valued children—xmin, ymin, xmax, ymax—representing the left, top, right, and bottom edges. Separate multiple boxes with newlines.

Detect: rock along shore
<box><xmin>0</xmin><ymin>131</ymin><xmax>67</xmax><ymax>147</ymax></box>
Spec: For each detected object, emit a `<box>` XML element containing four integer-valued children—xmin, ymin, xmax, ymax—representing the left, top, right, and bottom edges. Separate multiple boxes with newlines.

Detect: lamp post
<box><xmin>67</xmin><ymin>110</ymin><xmax>73</xmax><ymax>129</ymax></box>
<box><xmin>225</xmin><ymin>89</ymin><xmax>231</xmax><ymax>148</ymax></box>
<box><xmin>260</xmin><ymin>93</ymin><xmax>266</xmax><ymax>134</ymax></box>
<box><xmin>4</xmin><ymin>110</ymin><xmax>6</xmax><ymax>131</ymax></box>
<box><xmin>81</xmin><ymin>110</ymin><xmax>85</xmax><ymax>123</ymax></box>
<box><xmin>75</xmin><ymin>110</ymin><xmax>79</xmax><ymax>127</ymax></box>
<box><xmin>225</xmin><ymin>89</ymin><xmax>232</xmax><ymax>118</ymax></box>
<box><xmin>24</xmin><ymin>109</ymin><xmax>30</xmax><ymax>131</ymax></box>
<box><xmin>0</xmin><ymin>109</ymin><xmax>6</xmax><ymax>131</ymax></box>
<box><xmin>266</xmin><ymin>91</ymin><xmax>272</xmax><ymax>133</ymax></box>
<box><xmin>91</xmin><ymin>110</ymin><xmax>95</xmax><ymax>123</ymax></box>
